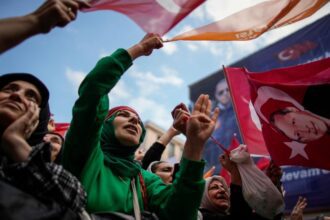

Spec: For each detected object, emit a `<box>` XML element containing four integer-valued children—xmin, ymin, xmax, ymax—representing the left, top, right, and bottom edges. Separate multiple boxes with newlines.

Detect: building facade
<box><xmin>140</xmin><ymin>121</ymin><xmax>184</xmax><ymax>163</ymax></box>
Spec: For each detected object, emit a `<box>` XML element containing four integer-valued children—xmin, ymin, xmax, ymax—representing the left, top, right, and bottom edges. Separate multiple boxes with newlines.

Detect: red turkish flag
<box><xmin>84</xmin><ymin>0</ymin><xmax>205</xmax><ymax>35</ymax></box>
<box><xmin>219</xmin><ymin>136</ymin><xmax>241</xmax><ymax>185</ymax></box>
<box><xmin>226</xmin><ymin>57</ymin><xmax>330</xmax><ymax>170</ymax></box>
<box><xmin>225</xmin><ymin>67</ymin><xmax>269</xmax><ymax>156</ymax></box>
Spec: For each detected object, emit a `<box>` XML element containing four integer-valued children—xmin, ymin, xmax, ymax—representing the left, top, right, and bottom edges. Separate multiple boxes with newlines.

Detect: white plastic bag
<box><xmin>230</xmin><ymin>145</ymin><xmax>284</xmax><ymax>219</ymax></box>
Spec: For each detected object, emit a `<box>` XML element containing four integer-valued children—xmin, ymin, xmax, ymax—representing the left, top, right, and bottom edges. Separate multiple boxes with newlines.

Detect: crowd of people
<box><xmin>0</xmin><ymin>0</ymin><xmax>329</xmax><ymax>220</ymax></box>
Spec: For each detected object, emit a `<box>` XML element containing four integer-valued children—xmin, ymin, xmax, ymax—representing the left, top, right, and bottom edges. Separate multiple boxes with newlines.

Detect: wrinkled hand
<box><xmin>31</xmin><ymin>0</ymin><xmax>90</xmax><ymax>33</ymax></box>
<box><xmin>1</xmin><ymin>102</ymin><xmax>39</xmax><ymax>161</ymax></box>
<box><xmin>219</xmin><ymin>153</ymin><xmax>237</xmax><ymax>173</ymax></box>
<box><xmin>172</xmin><ymin>103</ymin><xmax>190</xmax><ymax>135</ymax></box>
<box><xmin>290</xmin><ymin>197</ymin><xmax>307</xmax><ymax>220</ymax></box>
<box><xmin>219</xmin><ymin>153</ymin><xmax>241</xmax><ymax>185</ymax></box>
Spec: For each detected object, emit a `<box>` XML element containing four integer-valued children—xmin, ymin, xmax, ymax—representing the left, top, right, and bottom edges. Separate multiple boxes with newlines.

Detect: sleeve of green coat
<box><xmin>143</xmin><ymin>157</ymin><xmax>205</xmax><ymax>220</ymax></box>
<box><xmin>62</xmin><ymin>49</ymin><xmax>133</xmax><ymax>177</ymax></box>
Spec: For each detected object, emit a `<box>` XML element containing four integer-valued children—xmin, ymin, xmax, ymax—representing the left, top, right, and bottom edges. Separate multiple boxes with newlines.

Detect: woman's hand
<box><xmin>127</xmin><ymin>33</ymin><xmax>163</xmax><ymax>60</ymax></box>
<box><xmin>31</xmin><ymin>0</ymin><xmax>90</xmax><ymax>33</ymax></box>
<box><xmin>1</xmin><ymin>102</ymin><xmax>39</xmax><ymax>162</ymax></box>
<box><xmin>183</xmin><ymin>94</ymin><xmax>219</xmax><ymax>161</ymax></box>
<box><xmin>172</xmin><ymin>103</ymin><xmax>190</xmax><ymax>135</ymax></box>
<box><xmin>219</xmin><ymin>153</ymin><xmax>241</xmax><ymax>185</ymax></box>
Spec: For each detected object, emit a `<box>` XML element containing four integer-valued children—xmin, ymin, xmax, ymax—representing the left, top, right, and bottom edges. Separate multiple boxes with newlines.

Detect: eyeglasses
<box><xmin>217</xmin><ymin>88</ymin><xmax>229</xmax><ymax>96</ymax></box>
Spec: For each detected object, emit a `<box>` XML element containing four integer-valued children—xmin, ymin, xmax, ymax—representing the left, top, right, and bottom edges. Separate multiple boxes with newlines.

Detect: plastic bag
<box><xmin>230</xmin><ymin>145</ymin><xmax>284</xmax><ymax>219</ymax></box>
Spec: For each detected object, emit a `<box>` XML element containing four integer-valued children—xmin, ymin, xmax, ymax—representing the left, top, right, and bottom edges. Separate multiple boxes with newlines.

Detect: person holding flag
<box><xmin>62</xmin><ymin>33</ymin><xmax>219</xmax><ymax>219</ymax></box>
<box><xmin>0</xmin><ymin>0</ymin><xmax>90</xmax><ymax>54</ymax></box>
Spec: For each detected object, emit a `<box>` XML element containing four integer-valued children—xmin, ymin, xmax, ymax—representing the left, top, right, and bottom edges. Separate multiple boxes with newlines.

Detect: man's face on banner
<box><xmin>215</xmin><ymin>80</ymin><xmax>230</xmax><ymax>105</ymax></box>
<box><xmin>272</xmin><ymin>107</ymin><xmax>328</xmax><ymax>142</ymax></box>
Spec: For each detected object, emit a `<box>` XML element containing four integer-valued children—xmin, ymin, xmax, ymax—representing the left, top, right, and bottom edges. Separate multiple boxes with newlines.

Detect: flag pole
<box><xmin>222</xmin><ymin>65</ymin><xmax>246</xmax><ymax>145</ymax></box>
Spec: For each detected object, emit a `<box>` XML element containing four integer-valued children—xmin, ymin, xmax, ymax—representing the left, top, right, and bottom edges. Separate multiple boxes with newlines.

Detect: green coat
<box><xmin>63</xmin><ymin>49</ymin><xmax>205</xmax><ymax>220</ymax></box>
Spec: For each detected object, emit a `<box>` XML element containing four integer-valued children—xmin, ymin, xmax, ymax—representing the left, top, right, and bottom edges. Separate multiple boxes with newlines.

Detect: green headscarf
<box><xmin>100</xmin><ymin>109</ymin><xmax>146</xmax><ymax>178</ymax></box>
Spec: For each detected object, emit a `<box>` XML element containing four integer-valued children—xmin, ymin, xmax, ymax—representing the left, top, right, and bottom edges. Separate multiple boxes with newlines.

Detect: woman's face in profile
<box><xmin>273</xmin><ymin>107</ymin><xmax>328</xmax><ymax>142</ymax></box>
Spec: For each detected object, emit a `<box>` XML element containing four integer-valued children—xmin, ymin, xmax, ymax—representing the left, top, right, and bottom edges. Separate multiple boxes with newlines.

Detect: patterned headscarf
<box><xmin>200</xmin><ymin>175</ymin><xmax>230</xmax><ymax>213</ymax></box>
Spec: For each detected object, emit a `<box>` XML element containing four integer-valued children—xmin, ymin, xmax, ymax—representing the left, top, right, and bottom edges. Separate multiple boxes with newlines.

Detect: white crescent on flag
<box><xmin>156</xmin><ymin>0</ymin><xmax>181</xmax><ymax>13</ymax></box>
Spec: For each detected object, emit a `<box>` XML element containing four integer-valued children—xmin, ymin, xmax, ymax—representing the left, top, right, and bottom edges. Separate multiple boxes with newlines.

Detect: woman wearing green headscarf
<box><xmin>62</xmin><ymin>34</ymin><xmax>219</xmax><ymax>220</ymax></box>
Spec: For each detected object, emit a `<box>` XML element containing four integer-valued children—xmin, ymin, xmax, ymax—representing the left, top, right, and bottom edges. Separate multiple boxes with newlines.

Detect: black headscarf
<box><xmin>0</xmin><ymin>73</ymin><xmax>50</xmax><ymax>146</ymax></box>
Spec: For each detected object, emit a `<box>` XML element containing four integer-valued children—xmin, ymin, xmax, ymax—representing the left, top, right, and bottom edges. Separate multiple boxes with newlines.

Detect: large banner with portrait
<box><xmin>226</xmin><ymin>58</ymin><xmax>330</xmax><ymax>169</ymax></box>
<box><xmin>189</xmin><ymin>14</ymin><xmax>330</xmax><ymax>211</ymax></box>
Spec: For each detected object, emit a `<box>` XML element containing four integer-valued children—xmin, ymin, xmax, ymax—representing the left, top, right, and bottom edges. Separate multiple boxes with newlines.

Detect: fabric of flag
<box><xmin>226</xmin><ymin>57</ymin><xmax>330</xmax><ymax>170</ymax></box>
<box><xmin>225</xmin><ymin>68</ymin><xmax>269</xmax><ymax>156</ymax></box>
<box><xmin>169</xmin><ymin>0</ymin><xmax>327</xmax><ymax>41</ymax></box>
<box><xmin>84</xmin><ymin>0</ymin><xmax>205</xmax><ymax>35</ymax></box>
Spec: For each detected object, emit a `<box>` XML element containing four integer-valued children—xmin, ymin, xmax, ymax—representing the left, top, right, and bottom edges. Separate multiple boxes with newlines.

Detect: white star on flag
<box><xmin>284</xmin><ymin>141</ymin><xmax>308</xmax><ymax>159</ymax></box>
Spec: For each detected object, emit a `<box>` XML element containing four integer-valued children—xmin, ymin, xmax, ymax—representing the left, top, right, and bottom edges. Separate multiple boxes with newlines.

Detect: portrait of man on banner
<box><xmin>254</xmin><ymin>86</ymin><xmax>330</xmax><ymax>143</ymax></box>
<box><xmin>251</xmin><ymin>83</ymin><xmax>330</xmax><ymax>170</ymax></box>
<box><xmin>203</xmin><ymin>78</ymin><xmax>242</xmax><ymax>173</ymax></box>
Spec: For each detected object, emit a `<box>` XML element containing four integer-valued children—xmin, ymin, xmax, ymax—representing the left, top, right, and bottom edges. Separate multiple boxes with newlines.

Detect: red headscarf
<box><xmin>105</xmin><ymin>106</ymin><xmax>140</xmax><ymax>121</ymax></box>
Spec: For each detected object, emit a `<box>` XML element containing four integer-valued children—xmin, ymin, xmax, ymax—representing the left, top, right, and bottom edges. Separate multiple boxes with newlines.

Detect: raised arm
<box><xmin>146</xmin><ymin>94</ymin><xmax>220</xmax><ymax>219</ymax></box>
<box><xmin>63</xmin><ymin>34</ymin><xmax>163</xmax><ymax>177</ymax></box>
<box><xmin>290</xmin><ymin>197</ymin><xmax>307</xmax><ymax>220</ymax></box>
<box><xmin>0</xmin><ymin>0</ymin><xmax>90</xmax><ymax>54</ymax></box>
<box><xmin>183</xmin><ymin>94</ymin><xmax>219</xmax><ymax>161</ymax></box>
<box><xmin>142</xmin><ymin>105</ymin><xmax>181</xmax><ymax>169</ymax></box>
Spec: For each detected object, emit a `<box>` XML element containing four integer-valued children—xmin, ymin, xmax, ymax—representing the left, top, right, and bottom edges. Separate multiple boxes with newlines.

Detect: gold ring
<box><xmin>67</xmin><ymin>7</ymin><xmax>72</xmax><ymax>13</ymax></box>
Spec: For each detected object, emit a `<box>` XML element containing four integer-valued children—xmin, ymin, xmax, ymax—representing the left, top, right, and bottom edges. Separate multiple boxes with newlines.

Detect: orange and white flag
<box><xmin>169</xmin><ymin>0</ymin><xmax>327</xmax><ymax>41</ymax></box>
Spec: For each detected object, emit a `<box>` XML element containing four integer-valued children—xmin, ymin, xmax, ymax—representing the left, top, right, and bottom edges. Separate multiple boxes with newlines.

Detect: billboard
<box><xmin>189</xmin><ymin>14</ymin><xmax>330</xmax><ymax>211</ymax></box>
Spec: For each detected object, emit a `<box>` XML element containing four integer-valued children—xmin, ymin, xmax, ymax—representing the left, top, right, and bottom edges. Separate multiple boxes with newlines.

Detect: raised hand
<box><xmin>187</xmin><ymin>94</ymin><xmax>219</xmax><ymax>146</ymax></box>
<box><xmin>32</xmin><ymin>0</ymin><xmax>90</xmax><ymax>33</ymax></box>
<box><xmin>1</xmin><ymin>102</ymin><xmax>40</xmax><ymax>162</ymax></box>
<box><xmin>127</xmin><ymin>33</ymin><xmax>163</xmax><ymax>60</ymax></box>
<box><xmin>183</xmin><ymin>94</ymin><xmax>220</xmax><ymax>161</ymax></box>
<box><xmin>172</xmin><ymin>103</ymin><xmax>190</xmax><ymax>135</ymax></box>
<box><xmin>0</xmin><ymin>0</ymin><xmax>90</xmax><ymax>54</ymax></box>
<box><xmin>290</xmin><ymin>197</ymin><xmax>307</xmax><ymax>220</ymax></box>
